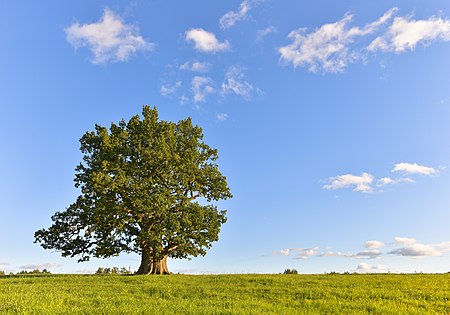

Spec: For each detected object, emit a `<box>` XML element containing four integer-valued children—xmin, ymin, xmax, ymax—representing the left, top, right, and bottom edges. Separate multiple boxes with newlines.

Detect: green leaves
<box><xmin>35</xmin><ymin>106</ymin><xmax>232</xmax><ymax>271</ymax></box>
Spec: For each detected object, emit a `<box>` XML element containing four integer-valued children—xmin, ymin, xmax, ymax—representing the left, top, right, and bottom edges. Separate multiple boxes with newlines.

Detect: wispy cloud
<box><xmin>221</xmin><ymin>66</ymin><xmax>256</xmax><ymax>99</ymax></box>
<box><xmin>19</xmin><ymin>262</ymin><xmax>61</xmax><ymax>270</ymax></box>
<box><xmin>216</xmin><ymin>113</ymin><xmax>229</xmax><ymax>121</ymax></box>
<box><xmin>160</xmin><ymin>81</ymin><xmax>182</xmax><ymax>96</ymax></box>
<box><xmin>392</xmin><ymin>162</ymin><xmax>438</xmax><ymax>175</ymax></box>
<box><xmin>179</xmin><ymin>60</ymin><xmax>211</xmax><ymax>72</ymax></box>
<box><xmin>368</xmin><ymin>15</ymin><xmax>450</xmax><ymax>53</ymax></box>
<box><xmin>191</xmin><ymin>76</ymin><xmax>215</xmax><ymax>103</ymax></box>
<box><xmin>257</xmin><ymin>26</ymin><xmax>277</xmax><ymax>41</ymax></box>
<box><xmin>279</xmin><ymin>8</ymin><xmax>450</xmax><ymax>73</ymax></box>
<box><xmin>65</xmin><ymin>9</ymin><xmax>153</xmax><ymax>64</ymax></box>
<box><xmin>220</xmin><ymin>0</ymin><xmax>261</xmax><ymax>29</ymax></box>
<box><xmin>278</xmin><ymin>8</ymin><xmax>398</xmax><ymax>73</ymax></box>
<box><xmin>185</xmin><ymin>28</ymin><xmax>230</xmax><ymax>53</ymax></box>
<box><xmin>323</xmin><ymin>172</ymin><xmax>374</xmax><ymax>193</ymax></box>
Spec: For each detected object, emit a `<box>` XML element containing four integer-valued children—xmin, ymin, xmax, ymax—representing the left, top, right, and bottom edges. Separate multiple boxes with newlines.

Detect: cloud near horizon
<box><xmin>65</xmin><ymin>9</ymin><xmax>153</xmax><ymax>64</ymax></box>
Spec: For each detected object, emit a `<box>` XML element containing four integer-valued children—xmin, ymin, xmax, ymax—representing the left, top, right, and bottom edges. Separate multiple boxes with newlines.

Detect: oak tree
<box><xmin>34</xmin><ymin>106</ymin><xmax>232</xmax><ymax>274</ymax></box>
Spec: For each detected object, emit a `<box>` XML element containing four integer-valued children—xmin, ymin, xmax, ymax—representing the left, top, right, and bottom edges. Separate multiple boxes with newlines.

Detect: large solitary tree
<box><xmin>35</xmin><ymin>106</ymin><xmax>232</xmax><ymax>274</ymax></box>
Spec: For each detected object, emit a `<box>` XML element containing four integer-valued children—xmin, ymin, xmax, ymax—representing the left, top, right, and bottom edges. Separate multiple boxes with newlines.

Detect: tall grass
<box><xmin>1</xmin><ymin>273</ymin><xmax>449</xmax><ymax>314</ymax></box>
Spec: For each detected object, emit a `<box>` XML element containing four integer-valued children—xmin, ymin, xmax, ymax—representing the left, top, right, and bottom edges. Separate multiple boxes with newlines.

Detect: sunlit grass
<box><xmin>1</xmin><ymin>273</ymin><xmax>449</xmax><ymax>314</ymax></box>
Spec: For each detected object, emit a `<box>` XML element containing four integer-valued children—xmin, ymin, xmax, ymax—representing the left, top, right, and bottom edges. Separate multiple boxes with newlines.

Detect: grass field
<box><xmin>1</xmin><ymin>273</ymin><xmax>449</xmax><ymax>314</ymax></box>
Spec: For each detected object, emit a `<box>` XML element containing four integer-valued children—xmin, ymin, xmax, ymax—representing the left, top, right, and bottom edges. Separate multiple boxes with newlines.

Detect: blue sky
<box><xmin>2</xmin><ymin>0</ymin><xmax>450</xmax><ymax>274</ymax></box>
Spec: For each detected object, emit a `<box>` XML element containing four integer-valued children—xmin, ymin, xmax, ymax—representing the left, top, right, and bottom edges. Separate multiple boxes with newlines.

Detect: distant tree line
<box><xmin>95</xmin><ymin>267</ymin><xmax>132</xmax><ymax>275</ymax></box>
<box><xmin>283</xmin><ymin>268</ymin><xmax>299</xmax><ymax>274</ymax></box>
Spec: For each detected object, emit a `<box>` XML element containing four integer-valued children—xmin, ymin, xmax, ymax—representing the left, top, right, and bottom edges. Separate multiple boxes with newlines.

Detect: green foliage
<box><xmin>283</xmin><ymin>268</ymin><xmax>298</xmax><ymax>274</ymax></box>
<box><xmin>34</xmin><ymin>106</ymin><xmax>232</xmax><ymax>273</ymax></box>
<box><xmin>0</xmin><ymin>270</ymin><xmax>4</xmax><ymax>275</ymax></box>
<box><xmin>1</xmin><ymin>274</ymin><xmax>449</xmax><ymax>314</ymax></box>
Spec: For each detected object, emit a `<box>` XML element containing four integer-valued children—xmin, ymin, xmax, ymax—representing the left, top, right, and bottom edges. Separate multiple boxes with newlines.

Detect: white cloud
<box><xmin>185</xmin><ymin>28</ymin><xmax>230</xmax><ymax>53</ymax></box>
<box><xmin>278</xmin><ymin>8</ymin><xmax>397</xmax><ymax>73</ymax></box>
<box><xmin>392</xmin><ymin>162</ymin><xmax>437</xmax><ymax>175</ymax></box>
<box><xmin>365</xmin><ymin>240</ymin><xmax>385</xmax><ymax>249</ymax></box>
<box><xmin>179</xmin><ymin>95</ymin><xmax>189</xmax><ymax>105</ymax></box>
<box><xmin>394</xmin><ymin>237</ymin><xmax>417</xmax><ymax>245</ymax></box>
<box><xmin>274</xmin><ymin>249</ymin><xmax>290</xmax><ymax>256</ymax></box>
<box><xmin>257</xmin><ymin>26</ymin><xmax>277</xmax><ymax>41</ymax></box>
<box><xmin>356</xmin><ymin>249</ymin><xmax>382</xmax><ymax>259</ymax></box>
<box><xmin>216</xmin><ymin>113</ymin><xmax>229</xmax><ymax>121</ymax></box>
<box><xmin>369</xmin><ymin>15</ymin><xmax>450</xmax><ymax>53</ymax></box>
<box><xmin>356</xmin><ymin>263</ymin><xmax>388</xmax><ymax>273</ymax></box>
<box><xmin>390</xmin><ymin>237</ymin><xmax>450</xmax><ymax>257</ymax></box>
<box><xmin>179</xmin><ymin>60</ymin><xmax>211</xmax><ymax>72</ymax></box>
<box><xmin>389</xmin><ymin>243</ymin><xmax>441</xmax><ymax>257</ymax></box>
<box><xmin>221</xmin><ymin>66</ymin><xmax>255</xmax><ymax>99</ymax></box>
<box><xmin>377</xmin><ymin>176</ymin><xmax>416</xmax><ymax>187</ymax></box>
<box><xmin>191</xmin><ymin>76</ymin><xmax>215</xmax><ymax>103</ymax></box>
<box><xmin>65</xmin><ymin>9</ymin><xmax>153</xmax><ymax>64</ymax></box>
<box><xmin>160</xmin><ymin>81</ymin><xmax>181</xmax><ymax>96</ymax></box>
<box><xmin>220</xmin><ymin>0</ymin><xmax>260</xmax><ymax>29</ymax></box>
<box><xmin>294</xmin><ymin>247</ymin><xmax>319</xmax><ymax>260</ymax></box>
<box><xmin>323</xmin><ymin>172</ymin><xmax>374</xmax><ymax>193</ymax></box>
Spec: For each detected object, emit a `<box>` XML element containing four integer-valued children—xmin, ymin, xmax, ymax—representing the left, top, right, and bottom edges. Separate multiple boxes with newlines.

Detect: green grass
<box><xmin>1</xmin><ymin>273</ymin><xmax>449</xmax><ymax>314</ymax></box>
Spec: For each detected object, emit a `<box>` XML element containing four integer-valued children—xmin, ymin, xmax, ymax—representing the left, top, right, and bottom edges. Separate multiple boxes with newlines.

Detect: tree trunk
<box><xmin>151</xmin><ymin>255</ymin><xmax>169</xmax><ymax>274</ymax></box>
<box><xmin>136</xmin><ymin>250</ymin><xmax>152</xmax><ymax>274</ymax></box>
<box><xmin>136</xmin><ymin>251</ymin><xmax>169</xmax><ymax>275</ymax></box>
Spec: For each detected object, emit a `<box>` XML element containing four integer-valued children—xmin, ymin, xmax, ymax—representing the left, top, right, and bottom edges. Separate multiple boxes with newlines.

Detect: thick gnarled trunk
<box><xmin>136</xmin><ymin>251</ymin><xmax>169</xmax><ymax>275</ymax></box>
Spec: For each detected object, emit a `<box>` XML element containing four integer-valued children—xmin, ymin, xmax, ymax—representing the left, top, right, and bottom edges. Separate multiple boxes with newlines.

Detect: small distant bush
<box><xmin>0</xmin><ymin>270</ymin><xmax>5</xmax><ymax>275</ymax></box>
<box><xmin>283</xmin><ymin>268</ymin><xmax>298</xmax><ymax>274</ymax></box>
<box><xmin>96</xmin><ymin>267</ymin><xmax>131</xmax><ymax>275</ymax></box>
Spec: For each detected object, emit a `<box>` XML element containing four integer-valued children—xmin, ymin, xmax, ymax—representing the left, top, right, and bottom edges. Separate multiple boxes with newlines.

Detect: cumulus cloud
<box><xmin>392</xmin><ymin>162</ymin><xmax>437</xmax><ymax>175</ymax></box>
<box><xmin>216</xmin><ymin>113</ymin><xmax>229</xmax><ymax>122</ymax></box>
<box><xmin>294</xmin><ymin>248</ymin><xmax>319</xmax><ymax>260</ymax></box>
<box><xmin>185</xmin><ymin>28</ymin><xmax>230</xmax><ymax>53</ymax></box>
<box><xmin>389</xmin><ymin>244</ymin><xmax>441</xmax><ymax>257</ymax></box>
<box><xmin>368</xmin><ymin>15</ymin><xmax>450</xmax><ymax>53</ymax></box>
<box><xmin>65</xmin><ymin>9</ymin><xmax>153</xmax><ymax>64</ymax></box>
<box><xmin>221</xmin><ymin>66</ymin><xmax>256</xmax><ymax>99</ymax></box>
<box><xmin>323</xmin><ymin>172</ymin><xmax>374</xmax><ymax>193</ymax></box>
<box><xmin>390</xmin><ymin>237</ymin><xmax>450</xmax><ymax>257</ymax></box>
<box><xmin>356</xmin><ymin>263</ymin><xmax>388</xmax><ymax>273</ymax></box>
<box><xmin>179</xmin><ymin>60</ymin><xmax>211</xmax><ymax>72</ymax></box>
<box><xmin>278</xmin><ymin>8</ymin><xmax>398</xmax><ymax>72</ymax></box>
<box><xmin>191</xmin><ymin>76</ymin><xmax>215</xmax><ymax>103</ymax></box>
<box><xmin>160</xmin><ymin>81</ymin><xmax>181</xmax><ymax>96</ymax></box>
<box><xmin>257</xmin><ymin>26</ymin><xmax>277</xmax><ymax>41</ymax></box>
<box><xmin>365</xmin><ymin>240</ymin><xmax>385</xmax><ymax>249</ymax></box>
<box><xmin>219</xmin><ymin>0</ymin><xmax>261</xmax><ymax>29</ymax></box>
<box><xmin>394</xmin><ymin>237</ymin><xmax>417</xmax><ymax>245</ymax></box>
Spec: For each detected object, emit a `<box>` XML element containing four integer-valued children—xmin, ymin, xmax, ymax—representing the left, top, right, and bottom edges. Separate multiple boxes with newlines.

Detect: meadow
<box><xmin>0</xmin><ymin>273</ymin><xmax>449</xmax><ymax>314</ymax></box>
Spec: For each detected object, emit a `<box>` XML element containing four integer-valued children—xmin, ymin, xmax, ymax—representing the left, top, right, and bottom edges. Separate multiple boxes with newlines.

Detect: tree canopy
<box><xmin>34</xmin><ymin>106</ymin><xmax>232</xmax><ymax>274</ymax></box>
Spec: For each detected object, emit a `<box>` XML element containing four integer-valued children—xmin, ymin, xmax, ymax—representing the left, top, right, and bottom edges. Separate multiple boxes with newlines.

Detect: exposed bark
<box><xmin>136</xmin><ymin>250</ymin><xmax>152</xmax><ymax>274</ymax></box>
<box><xmin>136</xmin><ymin>251</ymin><xmax>169</xmax><ymax>274</ymax></box>
<box><xmin>151</xmin><ymin>255</ymin><xmax>169</xmax><ymax>274</ymax></box>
